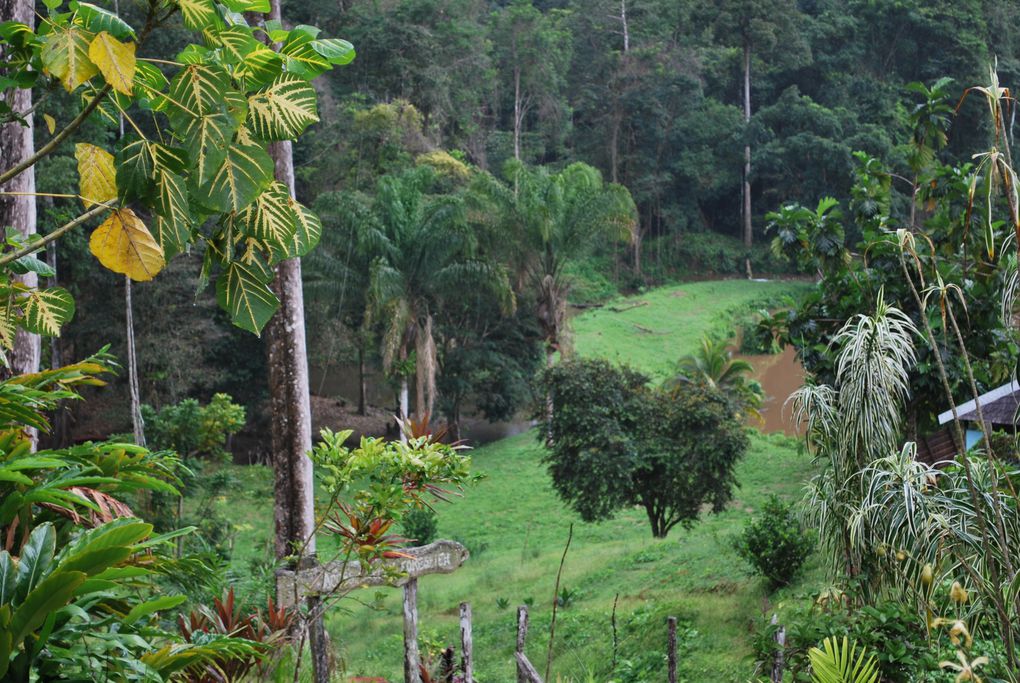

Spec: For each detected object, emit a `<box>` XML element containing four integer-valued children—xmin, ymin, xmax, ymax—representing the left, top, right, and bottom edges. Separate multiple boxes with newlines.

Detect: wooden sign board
<box><xmin>276</xmin><ymin>539</ymin><xmax>469</xmax><ymax>608</ymax></box>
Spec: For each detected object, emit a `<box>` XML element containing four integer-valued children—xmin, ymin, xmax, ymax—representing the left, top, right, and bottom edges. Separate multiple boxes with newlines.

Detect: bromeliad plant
<box><xmin>0</xmin><ymin>0</ymin><xmax>353</xmax><ymax>338</ymax></box>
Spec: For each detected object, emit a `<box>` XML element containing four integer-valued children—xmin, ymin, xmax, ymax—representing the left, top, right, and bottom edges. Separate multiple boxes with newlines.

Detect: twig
<box><xmin>0</xmin><ymin>202</ymin><xmax>113</xmax><ymax>268</ymax></box>
<box><xmin>610</xmin><ymin>592</ymin><xmax>619</xmax><ymax>671</ymax></box>
<box><xmin>544</xmin><ymin>523</ymin><xmax>573</xmax><ymax>682</ymax></box>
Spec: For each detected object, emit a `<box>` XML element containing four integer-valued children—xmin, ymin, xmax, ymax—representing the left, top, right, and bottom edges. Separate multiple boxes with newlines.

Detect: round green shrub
<box><xmin>402</xmin><ymin>507</ymin><xmax>438</xmax><ymax>546</ymax></box>
<box><xmin>734</xmin><ymin>495</ymin><xmax>814</xmax><ymax>589</ymax></box>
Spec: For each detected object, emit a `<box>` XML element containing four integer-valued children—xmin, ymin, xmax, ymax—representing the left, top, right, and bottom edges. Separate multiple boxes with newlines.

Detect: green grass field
<box><xmin>203</xmin><ymin>279</ymin><xmax>820</xmax><ymax>682</ymax></box>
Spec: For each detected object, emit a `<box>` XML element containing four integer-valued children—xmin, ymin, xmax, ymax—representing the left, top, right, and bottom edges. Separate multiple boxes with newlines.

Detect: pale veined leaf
<box><xmin>237</xmin><ymin>182</ymin><xmax>297</xmax><ymax>246</ymax></box>
<box><xmin>89</xmin><ymin>208</ymin><xmax>166</xmax><ymax>281</ymax></box>
<box><xmin>40</xmin><ymin>24</ymin><xmax>99</xmax><ymax>92</ymax></box>
<box><xmin>261</xmin><ymin>19</ymin><xmax>289</xmax><ymax>43</ymax></box>
<box><xmin>280</xmin><ymin>29</ymin><xmax>329</xmax><ymax>79</ymax></box>
<box><xmin>219</xmin><ymin>0</ymin><xmax>269</xmax><ymax>13</ymax></box>
<box><xmin>176</xmin><ymin>43</ymin><xmax>210</xmax><ymax>65</ymax></box>
<box><xmin>175</xmin><ymin>112</ymin><xmax>233</xmax><ymax>189</ymax></box>
<box><xmin>73</xmin><ymin>2</ymin><xmax>135</xmax><ymax>40</ymax></box>
<box><xmin>133</xmin><ymin>61</ymin><xmax>169</xmax><ymax>111</ymax></box>
<box><xmin>88</xmin><ymin>31</ymin><xmax>135</xmax><ymax>95</ymax></box>
<box><xmin>166</xmin><ymin>62</ymin><xmax>232</xmax><ymax>124</ymax></box>
<box><xmin>234</xmin><ymin>44</ymin><xmax>282</xmax><ymax>88</ymax></box>
<box><xmin>0</xmin><ymin>21</ymin><xmax>34</xmax><ymax>48</ymax></box>
<box><xmin>20</xmin><ymin>288</ymin><xmax>75</xmax><ymax>337</ymax></box>
<box><xmin>192</xmin><ymin>143</ymin><xmax>273</xmax><ymax>214</ymax></box>
<box><xmin>115</xmin><ymin>138</ymin><xmax>188</xmax><ymax>202</ymax></box>
<box><xmin>175</xmin><ymin>0</ymin><xmax>218</xmax><ymax>31</ymax></box>
<box><xmin>246</xmin><ymin>73</ymin><xmax>318</xmax><ymax>141</ymax></box>
<box><xmin>216</xmin><ymin>260</ymin><xmax>279</xmax><ymax>334</ymax></box>
<box><xmin>153</xmin><ymin>171</ymin><xmax>193</xmax><ymax>259</ymax></box>
<box><xmin>74</xmin><ymin>142</ymin><xmax>116</xmax><ymax>209</ymax></box>
<box><xmin>311</xmin><ymin>38</ymin><xmax>355</xmax><ymax>66</ymax></box>
<box><xmin>216</xmin><ymin>25</ymin><xmax>257</xmax><ymax>63</ymax></box>
<box><xmin>287</xmin><ymin>200</ymin><xmax>322</xmax><ymax>258</ymax></box>
<box><xmin>0</xmin><ymin>305</ymin><xmax>16</xmax><ymax>349</ymax></box>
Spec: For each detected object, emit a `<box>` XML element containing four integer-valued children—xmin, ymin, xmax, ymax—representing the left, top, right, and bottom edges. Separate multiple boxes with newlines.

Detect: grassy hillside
<box><xmin>203</xmin><ymin>279</ymin><xmax>819</xmax><ymax>682</ymax></box>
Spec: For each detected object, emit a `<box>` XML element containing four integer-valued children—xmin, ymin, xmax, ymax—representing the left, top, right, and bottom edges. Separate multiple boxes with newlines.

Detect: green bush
<box><xmin>142</xmin><ymin>393</ymin><xmax>246</xmax><ymax>461</ymax></box>
<box><xmin>734</xmin><ymin>495</ymin><xmax>814</xmax><ymax>589</ymax></box>
<box><xmin>402</xmin><ymin>507</ymin><xmax>438</xmax><ymax>545</ymax></box>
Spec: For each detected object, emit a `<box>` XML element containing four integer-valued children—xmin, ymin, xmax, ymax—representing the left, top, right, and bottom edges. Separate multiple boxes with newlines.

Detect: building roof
<box><xmin>937</xmin><ymin>380</ymin><xmax>1020</xmax><ymax>427</ymax></box>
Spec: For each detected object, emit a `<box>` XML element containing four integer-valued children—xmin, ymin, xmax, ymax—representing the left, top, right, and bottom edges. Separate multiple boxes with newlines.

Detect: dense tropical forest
<box><xmin>4</xmin><ymin>0</ymin><xmax>1020</xmax><ymax>680</ymax></box>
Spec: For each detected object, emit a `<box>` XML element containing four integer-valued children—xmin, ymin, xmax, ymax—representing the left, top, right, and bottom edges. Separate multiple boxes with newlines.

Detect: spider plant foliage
<box><xmin>0</xmin><ymin>0</ymin><xmax>354</xmax><ymax>337</ymax></box>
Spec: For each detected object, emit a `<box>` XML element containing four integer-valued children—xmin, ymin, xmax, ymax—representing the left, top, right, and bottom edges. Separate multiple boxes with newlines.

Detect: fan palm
<box><xmin>365</xmin><ymin>167</ymin><xmax>515</xmax><ymax>428</ymax></box>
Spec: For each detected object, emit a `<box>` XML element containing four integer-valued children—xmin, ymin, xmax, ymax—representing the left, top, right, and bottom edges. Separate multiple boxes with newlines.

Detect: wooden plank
<box><xmin>403</xmin><ymin>578</ymin><xmax>421</xmax><ymax>683</ymax></box>
<box><xmin>460</xmin><ymin>602</ymin><xmax>473</xmax><ymax>683</ymax></box>
<box><xmin>516</xmin><ymin>605</ymin><xmax>529</xmax><ymax>683</ymax></box>
<box><xmin>667</xmin><ymin>616</ymin><xmax>677</xmax><ymax>683</ymax></box>
<box><xmin>276</xmin><ymin>540</ymin><xmax>469</xmax><ymax>608</ymax></box>
<box><xmin>514</xmin><ymin>652</ymin><xmax>544</xmax><ymax>683</ymax></box>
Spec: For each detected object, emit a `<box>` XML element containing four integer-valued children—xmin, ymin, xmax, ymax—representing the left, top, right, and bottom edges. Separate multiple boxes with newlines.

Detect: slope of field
<box><xmin>323</xmin><ymin>279</ymin><xmax>820</xmax><ymax>682</ymax></box>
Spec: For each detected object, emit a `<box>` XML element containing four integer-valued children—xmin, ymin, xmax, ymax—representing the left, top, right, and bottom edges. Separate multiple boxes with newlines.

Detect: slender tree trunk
<box><xmin>399</xmin><ymin>375</ymin><xmax>410</xmax><ymax>443</ymax></box>
<box><xmin>513</xmin><ymin>63</ymin><xmax>522</xmax><ymax>161</ymax></box>
<box><xmin>620</xmin><ymin>0</ymin><xmax>629</xmax><ymax>52</ymax></box>
<box><xmin>0</xmin><ymin>0</ymin><xmax>40</xmax><ymax>413</ymax></box>
<box><xmin>544</xmin><ymin>344</ymin><xmax>555</xmax><ymax>446</ymax></box>
<box><xmin>126</xmin><ymin>277</ymin><xmax>145</xmax><ymax>446</ymax></box>
<box><xmin>742</xmin><ymin>39</ymin><xmax>753</xmax><ymax>278</ymax></box>
<box><xmin>357</xmin><ymin>345</ymin><xmax>367</xmax><ymax>416</ymax></box>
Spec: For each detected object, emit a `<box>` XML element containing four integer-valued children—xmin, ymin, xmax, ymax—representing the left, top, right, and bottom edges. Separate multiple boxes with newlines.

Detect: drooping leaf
<box><xmin>153</xmin><ymin>171</ymin><xmax>193</xmax><ymax>258</ymax></box>
<box><xmin>216</xmin><ymin>261</ymin><xmax>279</xmax><ymax>334</ymax></box>
<box><xmin>40</xmin><ymin>24</ymin><xmax>99</xmax><ymax>92</ymax></box>
<box><xmin>287</xmin><ymin>200</ymin><xmax>322</xmax><ymax>257</ymax></box>
<box><xmin>311</xmin><ymin>38</ymin><xmax>355</xmax><ymax>66</ymax></box>
<box><xmin>21</xmin><ymin>288</ymin><xmax>75</xmax><ymax>337</ymax></box>
<box><xmin>89</xmin><ymin>208</ymin><xmax>166</xmax><ymax>281</ymax></box>
<box><xmin>124</xmin><ymin>595</ymin><xmax>187</xmax><ymax>625</ymax></box>
<box><xmin>88</xmin><ymin>31</ymin><xmax>135</xmax><ymax>95</ymax></box>
<box><xmin>246</xmin><ymin>73</ymin><xmax>319</xmax><ymax>141</ymax></box>
<box><xmin>9</xmin><ymin>254</ymin><xmax>57</xmax><ymax>278</ymax></box>
<box><xmin>74</xmin><ymin>142</ymin><xmax>116</xmax><ymax>209</ymax></box>
<box><xmin>0</xmin><ymin>551</ymin><xmax>15</xmax><ymax>604</ymax></box>
<box><xmin>74</xmin><ymin>2</ymin><xmax>135</xmax><ymax>40</ymax></box>
<box><xmin>192</xmin><ymin>143</ymin><xmax>273</xmax><ymax>214</ymax></box>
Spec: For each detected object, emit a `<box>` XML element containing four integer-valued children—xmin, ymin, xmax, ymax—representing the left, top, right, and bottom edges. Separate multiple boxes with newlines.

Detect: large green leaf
<box><xmin>14</xmin><ymin>524</ymin><xmax>55</xmax><ymax>600</ymax></box>
<box><xmin>115</xmin><ymin>138</ymin><xmax>188</xmax><ymax>202</ymax></box>
<box><xmin>193</xmin><ymin>143</ymin><xmax>273</xmax><ymax>214</ymax></box>
<box><xmin>312</xmin><ymin>38</ymin><xmax>355</xmax><ymax>66</ymax></box>
<box><xmin>216</xmin><ymin>261</ymin><xmax>279</xmax><ymax>334</ymax></box>
<box><xmin>73</xmin><ymin>2</ymin><xmax>135</xmax><ymax>40</ymax></box>
<box><xmin>175</xmin><ymin>0</ymin><xmax>219</xmax><ymax>31</ymax></box>
<box><xmin>57</xmin><ymin>547</ymin><xmax>131</xmax><ymax>576</ymax></box>
<box><xmin>8</xmin><ymin>570</ymin><xmax>86</xmax><ymax>654</ymax></box>
<box><xmin>280</xmin><ymin>28</ymin><xmax>330</xmax><ymax>79</ymax></box>
<box><xmin>20</xmin><ymin>288</ymin><xmax>75</xmax><ymax>336</ymax></box>
<box><xmin>286</xmin><ymin>200</ymin><xmax>322</xmax><ymax>258</ymax></box>
<box><xmin>246</xmin><ymin>73</ymin><xmax>319</xmax><ymax>141</ymax></box>
<box><xmin>175</xmin><ymin>112</ymin><xmax>233</xmax><ymax>189</ymax></box>
<box><xmin>235</xmin><ymin>44</ymin><xmax>283</xmax><ymax>88</ymax></box>
<box><xmin>0</xmin><ymin>551</ymin><xmax>15</xmax><ymax>605</ymax></box>
<box><xmin>64</xmin><ymin>519</ymin><xmax>152</xmax><ymax>557</ymax></box>
<box><xmin>166</xmin><ymin>62</ymin><xmax>233</xmax><ymax>124</ymax></box>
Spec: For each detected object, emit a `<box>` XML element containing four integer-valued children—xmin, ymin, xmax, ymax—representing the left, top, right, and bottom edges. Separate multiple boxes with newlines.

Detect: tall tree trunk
<box><xmin>126</xmin><ymin>277</ymin><xmax>145</xmax><ymax>446</ymax></box>
<box><xmin>414</xmin><ymin>315</ymin><xmax>435</xmax><ymax>422</ymax></box>
<box><xmin>0</xmin><ymin>0</ymin><xmax>40</xmax><ymax>405</ymax></box>
<box><xmin>357</xmin><ymin>345</ymin><xmax>367</xmax><ymax>416</ymax></box>
<box><xmin>513</xmin><ymin>63</ymin><xmax>522</xmax><ymax>161</ymax></box>
<box><xmin>620</xmin><ymin>0</ymin><xmax>629</xmax><ymax>52</ymax></box>
<box><xmin>399</xmin><ymin>375</ymin><xmax>410</xmax><ymax>443</ymax></box>
<box><xmin>742</xmin><ymin>39</ymin><xmax>753</xmax><ymax>277</ymax></box>
<box><xmin>544</xmin><ymin>344</ymin><xmax>555</xmax><ymax>446</ymax></box>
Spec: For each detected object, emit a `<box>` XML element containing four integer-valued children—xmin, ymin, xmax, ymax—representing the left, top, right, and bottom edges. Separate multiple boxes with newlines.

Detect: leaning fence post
<box><xmin>460</xmin><ymin>602</ymin><xmax>473</xmax><ymax>682</ymax></box>
<box><xmin>667</xmin><ymin>616</ymin><xmax>678</xmax><ymax>683</ymax></box>
<box><xmin>403</xmin><ymin>578</ymin><xmax>421</xmax><ymax>683</ymax></box>
<box><xmin>771</xmin><ymin>614</ymin><xmax>786</xmax><ymax>683</ymax></box>
<box><xmin>516</xmin><ymin>605</ymin><xmax>530</xmax><ymax>683</ymax></box>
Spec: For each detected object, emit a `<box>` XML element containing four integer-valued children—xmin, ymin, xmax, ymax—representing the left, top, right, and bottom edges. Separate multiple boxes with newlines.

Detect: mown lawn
<box><xmin>202</xmin><ymin>279</ymin><xmax>821</xmax><ymax>682</ymax></box>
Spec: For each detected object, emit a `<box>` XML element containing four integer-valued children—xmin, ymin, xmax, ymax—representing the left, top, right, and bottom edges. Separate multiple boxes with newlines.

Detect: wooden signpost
<box><xmin>276</xmin><ymin>540</ymin><xmax>471</xmax><ymax>683</ymax></box>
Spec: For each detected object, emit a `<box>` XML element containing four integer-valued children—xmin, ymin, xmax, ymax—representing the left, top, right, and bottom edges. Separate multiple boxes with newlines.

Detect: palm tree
<box><xmin>366</xmin><ymin>167</ymin><xmax>515</xmax><ymax>431</ymax></box>
<box><xmin>667</xmin><ymin>335</ymin><xmax>764</xmax><ymax>422</ymax></box>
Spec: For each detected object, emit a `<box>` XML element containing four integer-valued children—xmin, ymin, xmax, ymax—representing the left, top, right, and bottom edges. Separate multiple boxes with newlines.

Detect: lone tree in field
<box><xmin>540</xmin><ymin>358</ymin><xmax>748</xmax><ymax>538</ymax></box>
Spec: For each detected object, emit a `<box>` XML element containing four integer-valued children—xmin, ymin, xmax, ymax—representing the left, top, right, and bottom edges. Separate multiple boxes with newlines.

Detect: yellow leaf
<box><xmin>88</xmin><ymin>31</ymin><xmax>136</xmax><ymax>95</ymax></box>
<box><xmin>43</xmin><ymin>114</ymin><xmax>56</xmax><ymax>134</ymax></box>
<box><xmin>89</xmin><ymin>208</ymin><xmax>166</xmax><ymax>281</ymax></box>
<box><xmin>74</xmin><ymin>143</ymin><xmax>117</xmax><ymax>209</ymax></box>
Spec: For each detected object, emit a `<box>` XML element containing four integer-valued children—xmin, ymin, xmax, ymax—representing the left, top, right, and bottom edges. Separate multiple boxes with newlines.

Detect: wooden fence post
<box><xmin>516</xmin><ymin>605</ymin><xmax>530</xmax><ymax>683</ymax></box>
<box><xmin>771</xmin><ymin>614</ymin><xmax>786</xmax><ymax>683</ymax></box>
<box><xmin>667</xmin><ymin>616</ymin><xmax>677</xmax><ymax>683</ymax></box>
<box><xmin>403</xmin><ymin>578</ymin><xmax>421</xmax><ymax>683</ymax></box>
<box><xmin>460</xmin><ymin>602</ymin><xmax>473</xmax><ymax>682</ymax></box>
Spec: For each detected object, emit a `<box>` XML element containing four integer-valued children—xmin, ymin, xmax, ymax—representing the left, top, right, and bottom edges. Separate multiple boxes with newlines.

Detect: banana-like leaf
<box><xmin>8</xmin><ymin>570</ymin><xmax>86</xmax><ymax>658</ymax></box>
<box><xmin>123</xmin><ymin>594</ymin><xmax>186</xmax><ymax>625</ymax></box>
<box><xmin>14</xmin><ymin>524</ymin><xmax>55</xmax><ymax>600</ymax></box>
<box><xmin>0</xmin><ymin>551</ymin><xmax>15</xmax><ymax>604</ymax></box>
